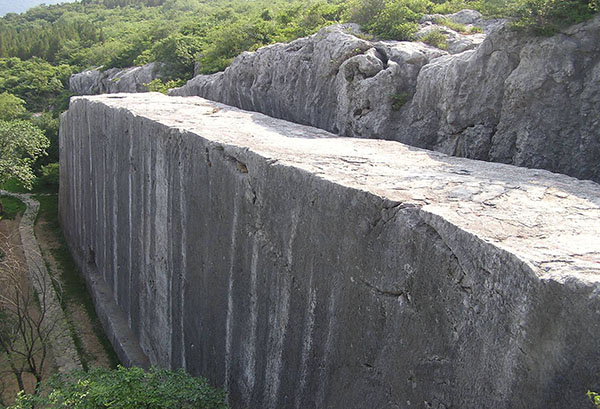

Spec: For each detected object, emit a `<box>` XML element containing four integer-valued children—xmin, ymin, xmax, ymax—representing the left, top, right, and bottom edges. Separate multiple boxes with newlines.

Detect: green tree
<box><xmin>0</xmin><ymin>120</ymin><xmax>49</xmax><ymax>211</ymax></box>
<box><xmin>0</xmin><ymin>92</ymin><xmax>29</xmax><ymax>121</ymax></box>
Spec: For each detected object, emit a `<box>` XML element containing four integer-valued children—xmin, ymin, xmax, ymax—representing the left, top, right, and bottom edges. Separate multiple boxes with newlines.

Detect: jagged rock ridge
<box><xmin>170</xmin><ymin>11</ymin><xmax>600</xmax><ymax>183</ymax></box>
<box><xmin>69</xmin><ymin>62</ymin><xmax>163</xmax><ymax>95</ymax></box>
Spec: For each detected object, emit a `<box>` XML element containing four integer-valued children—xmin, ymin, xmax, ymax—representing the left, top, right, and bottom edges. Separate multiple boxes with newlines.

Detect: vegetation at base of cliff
<box><xmin>0</xmin><ymin>196</ymin><xmax>26</xmax><ymax>220</ymax></box>
<box><xmin>34</xmin><ymin>193</ymin><xmax>120</xmax><ymax>368</ymax></box>
<box><xmin>6</xmin><ymin>366</ymin><xmax>228</xmax><ymax>409</ymax></box>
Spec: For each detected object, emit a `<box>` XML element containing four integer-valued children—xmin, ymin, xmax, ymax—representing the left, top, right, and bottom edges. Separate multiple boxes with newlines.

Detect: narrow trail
<box><xmin>0</xmin><ymin>190</ymin><xmax>81</xmax><ymax>373</ymax></box>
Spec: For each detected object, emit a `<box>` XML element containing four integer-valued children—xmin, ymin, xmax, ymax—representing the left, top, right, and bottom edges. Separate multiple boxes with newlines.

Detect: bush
<box><xmin>435</xmin><ymin>17</ymin><xmax>468</xmax><ymax>32</ymax></box>
<box><xmin>8</xmin><ymin>366</ymin><xmax>228</xmax><ymax>409</ymax></box>
<box><xmin>36</xmin><ymin>162</ymin><xmax>59</xmax><ymax>192</ymax></box>
<box><xmin>360</xmin><ymin>0</ymin><xmax>430</xmax><ymax>40</ymax></box>
<box><xmin>390</xmin><ymin>92</ymin><xmax>412</xmax><ymax>110</ymax></box>
<box><xmin>145</xmin><ymin>78</ymin><xmax>186</xmax><ymax>94</ymax></box>
<box><xmin>510</xmin><ymin>0</ymin><xmax>600</xmax><ymax>34</ymax></box>
<box><xmin>421</xmin><ymin>28</ymin><xmax>449</xmax><ymax>49</ymax></box>
<box><xmin>589</xmin><ymin>390</ymin><xmax>600</xmax><ymax>408</ymax></box>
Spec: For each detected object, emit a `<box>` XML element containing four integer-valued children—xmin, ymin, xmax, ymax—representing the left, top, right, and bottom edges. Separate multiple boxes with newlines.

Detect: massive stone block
<box><xmin>59</xmin><ymin>93</ymin><xmax>600</xmax><ymax>409</ymax></box>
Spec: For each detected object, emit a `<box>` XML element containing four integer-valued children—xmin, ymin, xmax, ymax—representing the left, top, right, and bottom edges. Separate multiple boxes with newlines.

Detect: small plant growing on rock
<box><xmin>421</xmin><ymin>29</ymin><xmax>448</xmax><ymax>50</ymax></box>
<box><xmin>390</xmin><ymin>92</ymin><xmax>411</xmax><ymax>111</ymax></box>
<box><xmin>589</xmin><ymin>390</ymin><xmax>600</xmax><ymax>408</ymax></box>
<box><xmin>435</xmin><ymin>17</ymin><xmax>467</xmax><ymax>33</ymax></box>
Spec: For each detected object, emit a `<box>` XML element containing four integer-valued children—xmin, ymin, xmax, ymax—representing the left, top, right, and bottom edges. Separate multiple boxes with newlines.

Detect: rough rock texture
<box><xmin>60</xmin><ymin>93</ymin><xmax>600</xmax><ymax>409</ymax></box>
<box><xmin>170</xmin><ymin>13</ymin><xmax>600</xmax><ymax>183</ymax></box>
<box><xmin>69</xmin><ymin>62</ymin><xmax>163</xmax><ymax>95</ymax></box>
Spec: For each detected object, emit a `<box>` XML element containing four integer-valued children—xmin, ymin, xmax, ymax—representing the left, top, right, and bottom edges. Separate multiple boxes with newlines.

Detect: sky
<box><xmin>0</xmin><ymin>0</ymin><xmax>78</xmax><ymax>17</ymax></box>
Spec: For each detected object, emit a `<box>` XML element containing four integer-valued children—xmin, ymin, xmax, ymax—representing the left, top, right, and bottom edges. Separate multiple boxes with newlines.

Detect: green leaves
<box><xmin>0</xmin><ymin>92</ymin><xmax>28</xmax><ymax>121</ymax></box>
<box><xmin>0</xmin><ymin>119</ymin><xmax>49</xmax><ymax>189</ymax></box>
<box><xmin>8</xmin><ymin>366</ymin><xmax>228</xmax><ymax>409</ymax></box>
<box><xmin>589</xmin><ymin>390</ymin><xmax>600</xmax><ymax>408</ymax></box>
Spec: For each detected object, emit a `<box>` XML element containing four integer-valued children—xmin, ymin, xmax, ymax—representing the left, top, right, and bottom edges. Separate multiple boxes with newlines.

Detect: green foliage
<box><xmin>0</xmin><ymin>92</ymin><xmax>29</xmax><ymax>121</ymax></box>
<box><xmin>421</xmin><ymin>28</ymin><xmax>449</xmax><ymax>49</ymax></box>
<box><xmin>0</xmin><ymin>57</ymin><xmax>74</xmax><ymax>112</ymax></box>
<box><xmin>32</xmin><ymin>113</ymin><xmax>60</xmax><ymax>166</ymax></box>
<box><xmin>435</xmin><ymin>17</ymin><xmax>468</xmax><ymax>32</ymax></box>
<box><xmin>390</xmin><ymin>92</ymin><xmax>412</xmax><ymax>110</ymax></box>
<box><xmin>0</xmin><ymin>196</ymin><xmax>26</xmax><ymax>220</ymax></box>
<box><xmin>36</xmin><ymin>163</ymin><xmax>59</xmax><ymax>192</ymax></box>
<box><xmin>589</xmin><ymin>390</ymin><xmax>600</xmax><ymax>408</ymax></box>
<box><xmin>8</xmin><ymin>366</ymin><xmax>228</xmax><ymax>409</ymax></box>
<box><xmin>145</xmin><ymin>78</ymin><xmax>186</xmax><ymax>94</ymax></box>
<box><xmin>0</xmin><ymin>119</ymin><xmax>49</xmax><ymax>189</ymax></box>
<box><xmin>351</xmin><ymin>0</ymin><xmax>430</xmax><ymax>40</ymax></box>
<box><xmin>509</xmin><ymin>0</ymin><xmax>600</xmax><ymax>34</ymax></box>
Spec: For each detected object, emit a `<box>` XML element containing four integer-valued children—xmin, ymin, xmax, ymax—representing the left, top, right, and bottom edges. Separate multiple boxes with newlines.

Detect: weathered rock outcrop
<box><xmin>170</xmin><ymin>12</ymin><xmax>600</xmax><ymax>183</ymax></box>
<box><xmin>69</xmin><ymin>62</ymin><xmax>163</xmax><ymax>95</ymax></box>
<box><xmin>60</xmin><ymin>93</ymin><xmax>600</xmax><ymax>409</ymax></box>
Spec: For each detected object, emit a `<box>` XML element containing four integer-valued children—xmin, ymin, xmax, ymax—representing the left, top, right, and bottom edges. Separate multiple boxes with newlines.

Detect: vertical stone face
<box><xmin>60</xmin><ymin>94</ymin><xmax>600</xmax><ymax>409</ymax></box>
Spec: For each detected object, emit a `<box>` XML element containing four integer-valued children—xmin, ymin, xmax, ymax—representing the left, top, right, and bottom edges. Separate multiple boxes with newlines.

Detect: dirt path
<box><xmin>35</xmin><ymin>216</ymin><xmax>113</xmax><ymax>369</ymax></box>
<box><xmin>0</xmin><ymin>190</ymin><xmax>81</xmax><ymax>373</ymax></box>
<box><xmin>0</xmin><ymin>214</ymin><xmax>58</xmax><ymax>404</ymax></box>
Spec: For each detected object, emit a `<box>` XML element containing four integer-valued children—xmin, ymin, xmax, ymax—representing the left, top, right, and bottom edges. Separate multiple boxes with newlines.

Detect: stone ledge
<box><xmin>76</xmin><ymin>93</ymin><xmax>600</xmax><ymax>283</ymax></box>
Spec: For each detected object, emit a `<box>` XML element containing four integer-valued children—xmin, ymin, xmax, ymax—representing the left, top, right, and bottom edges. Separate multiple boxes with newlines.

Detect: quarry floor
<box><xmin>0</xmin><ymin>193</ymin><xmax>116</xmax><ymax>405</ymax></box>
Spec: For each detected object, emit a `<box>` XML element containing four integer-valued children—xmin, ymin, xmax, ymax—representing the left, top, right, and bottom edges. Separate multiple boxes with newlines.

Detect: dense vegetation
<box><xmin>7</xmin><ymin>366</ymin><xmax>228</xmax><ymax>409</ymax></box>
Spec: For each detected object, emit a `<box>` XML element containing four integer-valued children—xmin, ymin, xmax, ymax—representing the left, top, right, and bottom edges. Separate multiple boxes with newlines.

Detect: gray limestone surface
<box><xmin>59</xmin><ymin>93</ymin><xmax>600</xmax><ymax>409</ymax></box>
<box><xmin>170</xmin><ymin>13</ymin><xmax>600</xmax><ymax>183</ymax></box>
<box><xmin>69</xmin><ymin>62</ymin><xmax>163</xmax><ymax>95</ymax></box>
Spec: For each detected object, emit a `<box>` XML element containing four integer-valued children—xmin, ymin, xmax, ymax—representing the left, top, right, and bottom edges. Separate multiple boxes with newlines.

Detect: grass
<box><xmin>2</xmin><ymin>177</ymin><xmax>58</xmax><ymax>195</ymax></box>
<box><xmin>435</xmin><ymin>17</ymin><xmax>468</xmax><ymax>32</ymax></box>
<box><xmin>35</xmin><ymin>194</ymin><xmax>120</xmax><ymax>369</ymax></box>
<box><xmin>0</xmin><ymin>196</ymin><xmax>26</xmax><ymax>220</ymax></box>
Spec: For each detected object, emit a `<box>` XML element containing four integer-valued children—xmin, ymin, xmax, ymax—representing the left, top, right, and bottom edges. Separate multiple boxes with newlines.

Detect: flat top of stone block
<box><xmin>71</xmin><ymin>93</ymin><xmax>600</xmax><ymax>284</ymax></box>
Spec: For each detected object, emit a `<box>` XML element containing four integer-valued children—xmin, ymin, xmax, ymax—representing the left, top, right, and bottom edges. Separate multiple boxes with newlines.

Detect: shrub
<box><xmin>435</xmin><ymin>17</ymin><xmax>468</xmax><ymax>32</ymax></box>
<box><xmin>145</xmin><ymin>78</ymin><xmax>186</xmax><ymax>94</ymax></box>
<box><xmin>360</xmin><ymin>0</ymin><xmax>430</xmax><ymax>40</ymax></box>
<box><xmin>7</xmin><ymin>366</ymin><xmax>228</xmax><ymax>409</ymax></box>
<box><xmin>390</xmin><ymin>92</ymin><xmax>412</xmax><ymax>110</ymax></box>
<box><xmin>421</xmin><ymin>28</ymin><xmax>449</xmax><ymax>49</ymax></box>
<box><xmin>36</xmin><ymin>162</ymin><xmax>59</xmax><ymax>192</ymax></box>
<box><xmin>589</xmin><ymin>390</ymin><xmax>600</xmax><ymax>408</ymax></box>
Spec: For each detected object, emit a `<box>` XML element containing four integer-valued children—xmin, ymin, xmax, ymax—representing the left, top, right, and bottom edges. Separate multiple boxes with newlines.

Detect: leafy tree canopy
<box><xmin>0</xmin><ymin>92</ymin><xmax>29</xmax><ymax>121</ymax></box>
<box><xmin>0</xmin><ymin>119</ymin><xmax>49</xmax><ymax>189</ymax></box>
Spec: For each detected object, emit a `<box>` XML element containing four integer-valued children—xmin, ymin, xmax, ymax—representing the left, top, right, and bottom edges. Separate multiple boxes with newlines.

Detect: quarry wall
<box><xmin>59</xmin><ymin>93</ymin><xmax>600</xmax><ymax>409</ymax></box>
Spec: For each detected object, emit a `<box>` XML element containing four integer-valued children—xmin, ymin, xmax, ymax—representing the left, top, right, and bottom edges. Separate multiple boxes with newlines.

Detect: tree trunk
<box><xmin>13</xmin><ymin>371</ymin><xmax>25</xmax><ymax>392</ymax></box>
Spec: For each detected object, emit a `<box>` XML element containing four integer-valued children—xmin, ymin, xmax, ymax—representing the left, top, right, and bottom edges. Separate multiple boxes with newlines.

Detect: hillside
<box><xmin>0</xmin><ymin>0</ymin><xmax>76</xmax><ymax>17</ymax></box>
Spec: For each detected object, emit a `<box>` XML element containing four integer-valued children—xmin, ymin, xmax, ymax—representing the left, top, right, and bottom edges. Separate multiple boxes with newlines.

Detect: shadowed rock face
<box><xmin>170</xmin><ymin>13</ymin><xmax>600</xmax><ymax>183</ymax></box>
<box><xmin>60</xmin><ymin>93</ymin><xmax>600</xmax><ymax>409</ymax></box>
<box><xmin>69</xmin><ymin>62</ymin><xmax>163</xmax><ymax>95</ymax></box>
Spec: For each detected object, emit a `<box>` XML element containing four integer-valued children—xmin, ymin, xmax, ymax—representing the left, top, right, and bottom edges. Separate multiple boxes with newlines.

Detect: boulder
<box><xmin>69</xmin><ymin>62</ymin><xmax>163</xmax><ymax>95</ymax></box>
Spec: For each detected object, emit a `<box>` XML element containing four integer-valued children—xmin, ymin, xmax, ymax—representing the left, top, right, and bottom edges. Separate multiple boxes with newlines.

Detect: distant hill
<box><xmin>0</xmin><ymin>0</ymin><xmax>77</xmax><ymax>17</ymax></box>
